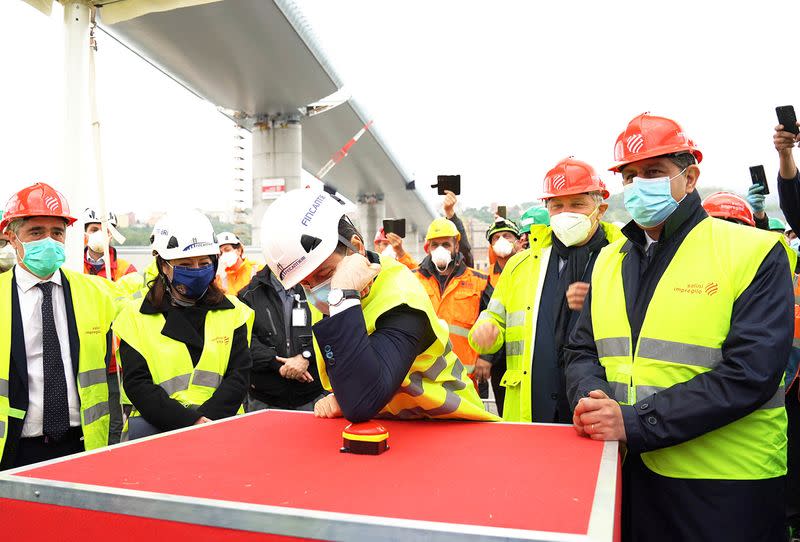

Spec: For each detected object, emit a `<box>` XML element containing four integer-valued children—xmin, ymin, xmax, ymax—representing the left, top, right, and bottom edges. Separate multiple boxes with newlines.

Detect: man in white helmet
<box><xmin>81</xmin><ymin>208</ymin><xmax>138</xmax><ymax>443</ymax></box>
<box><xmin>81</xmin><ymin>208</ymin><xmax>137</xmax><ymax>282</ymax></box>
<box><xmin>260</xmin><ymin>186</ymin><xmax>496</xmax><ymax>422</ymax></box>
<box><xmin>215</xmin><ymin>231</ymin><xmax>259</xmax><ymax>295</ymax></box>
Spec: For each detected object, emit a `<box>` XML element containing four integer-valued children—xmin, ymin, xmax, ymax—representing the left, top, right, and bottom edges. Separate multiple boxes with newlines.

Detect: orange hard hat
<box><xmin>542</xmin><ymin>157</ymin><xmax>610</xmax><ymax>200</ymax></box>
<box><xmin>702</xmin><ymin>191</ymin><xmax>754</xmax><ymax>227</ymax></box>
<box><xmin>610</xmin><ymin>113</ymin><xmax>703</xmax><ymax>172</ymax></box>
<box><xmin>0</xmin><ymin>182</ymin><xmax>77</xmax><ymax>232</ymax></box>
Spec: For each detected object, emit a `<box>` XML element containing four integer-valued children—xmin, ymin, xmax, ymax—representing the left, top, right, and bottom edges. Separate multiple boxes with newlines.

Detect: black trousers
<box><xmin>787</xmin><ymin>379</ymin><xmax>800</xmax><ymax>525</ymax></box>
<box><xmin>490</xmin><ymin>362</ymin><xmax>505</xmax><ymax>417</ymax></box>
<box><xmin>622</xmin><ymin>453</ymin><xmax>786</xmax><ymax>542</ymax></box>
<box><xmin>13</xmin><ymin>426</ymin><xmax>84</xmax><ymax>469</ymax></box>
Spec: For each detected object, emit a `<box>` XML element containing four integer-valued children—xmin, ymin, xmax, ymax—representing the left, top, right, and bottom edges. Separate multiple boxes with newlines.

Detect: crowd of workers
<box><xmin>0</xmin><ymin>112</ymin><xmax>799</xmax><ymax>541</ymax></box>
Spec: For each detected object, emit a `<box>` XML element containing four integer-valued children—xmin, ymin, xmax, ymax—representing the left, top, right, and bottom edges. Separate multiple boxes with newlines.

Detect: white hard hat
<box><xmin>218</xmin><ymin>231</ymin><xmax>242</xmax><ymax>247</ymax></box>
<box><xmin>152</xmin><ymin>209</ymin><xmax>219</xmax><ymax>260</ymax></box>
<box><xmin>82</xmin><ymin>207</ymin><xmax>118</xmax><ymax>227</ymax></box>
<box><xmin>261</xmin><ymin>186</ymin><xmax>356</xmax><ymax>288</ymax></box>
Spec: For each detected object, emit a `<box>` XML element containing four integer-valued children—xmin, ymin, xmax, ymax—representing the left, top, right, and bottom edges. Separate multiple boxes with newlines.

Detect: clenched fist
<box><xmin>566</xmin><ymin>282</ymin><xmax>590</xmax><ymax>311</ymax></box>
<box><xmin>314</xmin><ymin>394</ymin><xmax>343</xmax><ymax>419</ymax></box>
<box><xmin>331</xmin><ymin>253</ymin><xmax>381</xmax><ymax>292</ymax></box>
<box><xmin>471</xmin><ymin>321</ymin><xmax>500</xmax><ymax>350</ymax></box>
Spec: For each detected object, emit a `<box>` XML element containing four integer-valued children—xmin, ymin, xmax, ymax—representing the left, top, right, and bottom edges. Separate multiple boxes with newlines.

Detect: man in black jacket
<box><xmin>238</xmin><ymin>266</ymin><xmax>326</xmax><ymax>411</ymax></box>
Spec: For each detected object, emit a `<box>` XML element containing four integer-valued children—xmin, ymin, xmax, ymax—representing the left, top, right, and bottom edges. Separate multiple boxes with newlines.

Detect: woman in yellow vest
<box><xmin>259</xmin><ymin>187</ymin><xmax>496</xmax><ymax>422</ymax></box>
<box><xmin>114</xmin><ymin>210</ymin><xmax>253</xmax><ymax>439</ymax></box>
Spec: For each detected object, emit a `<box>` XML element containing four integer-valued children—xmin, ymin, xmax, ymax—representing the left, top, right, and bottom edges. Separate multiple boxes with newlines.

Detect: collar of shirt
<box><xmin>14</xmin><ymin>264</ymin><xmax>62</xmax><ymax>293</ymax></box>
<box><xmin>644</xmin><ymin>233</ymin><xmax>657</xmax><ymax>250</ymax></box>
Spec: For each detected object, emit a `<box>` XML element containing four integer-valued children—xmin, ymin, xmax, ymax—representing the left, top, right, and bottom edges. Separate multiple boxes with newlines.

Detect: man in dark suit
<box><xmin>1</xmin><ymin>183</ymin><xmax>117</xmax><ymax>470</ymax></box>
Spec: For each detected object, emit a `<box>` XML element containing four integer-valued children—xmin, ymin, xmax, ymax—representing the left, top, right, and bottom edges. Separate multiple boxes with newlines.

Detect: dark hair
<box><xmin>146</xmin><ymin>256</ymin><xmax>226</xmax><ymax>310</ymax></box>
<box><xmin>666</xmin><ymin>152</ymin><xmax>697</xmax><ymax>170</ymax></box>
<box><xmin>334</xmin><ymin>216</ymin><xmax>364</xmax><ymax>254</ymax></box>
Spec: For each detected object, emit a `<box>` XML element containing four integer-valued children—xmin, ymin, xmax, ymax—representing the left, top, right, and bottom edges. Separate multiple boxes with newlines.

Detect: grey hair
<box><xmin>546</xmin><ymin>191</ymin><xmax>605</xmax><ymax>207</ymax></box>
<box><xmin>5</xmin><ymin>218</ymin><xmax>27</xmax><ymax>235</ymax></box>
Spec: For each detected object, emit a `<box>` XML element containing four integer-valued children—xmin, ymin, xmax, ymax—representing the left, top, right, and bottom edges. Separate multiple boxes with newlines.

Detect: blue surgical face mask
<box><xmin>790</xmin><ymin>238</ymin><xmax>800</xmax><ymax>255</ymax></box>
<box><xmin>167</xmin><ymin>263</ymin><xmax>216</xmax><ymax>300</ymax></box>
<box><xmin>20</xmin><ymin>238</ymin><xmax>66</xmax><ymax>278</ymax></box>
<box><xmin>623</xmin><ymin>169</ymin><xmax>686</xmax><ymax>228</ymax></box>
<box><xmin>304</xmin><ymin>278</ymin><xmax>332</xmax><ymax>315</ymax></box>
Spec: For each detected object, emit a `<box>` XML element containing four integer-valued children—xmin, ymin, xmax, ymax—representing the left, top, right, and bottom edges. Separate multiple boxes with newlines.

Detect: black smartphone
<box><xmin>776</xmin><ymin>105</ymin><xmax>799</xmax><ymax>135</ymax></box>
<box><xmin>749</xmin><ymin>165</ymin><xmax>769</xmax><ymax>195</ymax></box>
<box><xmin>497</xmin><ymin>205</ymin><xmax>507</xmax><ymax>218</ymax></box>
<box><xmin>432</xmin><ymin>175</ymin><xmax>461</xmax><ymax>195</ymax></box>
<box><xmin>382</xmin><ymin>218</ymin><xmax>406</xmax><ymax>238</ymax></box>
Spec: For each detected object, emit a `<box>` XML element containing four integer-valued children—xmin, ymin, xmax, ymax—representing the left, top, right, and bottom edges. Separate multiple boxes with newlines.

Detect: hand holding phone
<box><xmin>382</xmin><ymin>218</ymin><xmax>406</xmax><ymax>238</ymax></box>
<box><xmin>776</xmin><ymin>105</ymin><xmax>799</xmax><ymax>135</ymax></box>
<box><xmin>431</xmin><ymin>175</ymin><xmax>461</xmax><ymax>195</ymax></box>
<box><xmin>749</xmin><ymin>165</ymin><xmax>769</xmax><ymax>195</ymax></box>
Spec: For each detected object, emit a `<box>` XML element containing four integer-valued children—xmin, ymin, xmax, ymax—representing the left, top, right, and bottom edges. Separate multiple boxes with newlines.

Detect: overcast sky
<box><xmin>2</xmin><ymin>0</ymin><xmax>800</xmax><ymax>217</ymax></box>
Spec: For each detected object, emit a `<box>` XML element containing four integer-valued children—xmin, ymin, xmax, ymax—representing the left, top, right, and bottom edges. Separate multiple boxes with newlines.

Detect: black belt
<box><xmin>21</xmin><ymin>426</ymin><xmax>83</xmax><ymax>446</ymax></box>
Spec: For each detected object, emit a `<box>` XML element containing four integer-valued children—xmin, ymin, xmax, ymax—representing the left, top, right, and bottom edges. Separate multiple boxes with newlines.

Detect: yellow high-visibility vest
<box><xmin>469</xmin><ymin>222</ymin><xmax>622</xmax><ymax>421</ymax></box>
<box><xmin>592</xmin><ymin>217</ymin><xmax>792</xmax><ymax>479</ymax></box>
<box><xmin>313</xmin><ymin>255</ymin><xmax>498</xmax><ymax>421</ymax></box>
<box><xmin>0</xmin><ymin>268</ymin><xmax>116</xmax><ymax>461</ymax></box>
<box><xmin>114</xmin><ymin>295</ymin><xmax>254</xmax><ymax>416</ymax></box>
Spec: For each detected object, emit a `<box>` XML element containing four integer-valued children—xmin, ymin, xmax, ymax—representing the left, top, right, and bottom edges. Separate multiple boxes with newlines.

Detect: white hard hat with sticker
<box><xmin>260</xmin><ymin>186</ymin><xmax>356</xmax><ymax>289</ymax></box>
<box><xmin>152</xmin><ymin>209</ymin><xmax>219</xmax><ymax>260</ymax></box>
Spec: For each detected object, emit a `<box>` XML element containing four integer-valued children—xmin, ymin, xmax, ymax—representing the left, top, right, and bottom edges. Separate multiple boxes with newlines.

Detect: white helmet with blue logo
<box><xmin>260</xmin><ymin>186</ymin><xmax>356</xmax><ymax>288</ymax></box>
<box><xmin>151</xmin><ymin>209</ymin><xmax>219</xmax><ymax>261</ymax></box>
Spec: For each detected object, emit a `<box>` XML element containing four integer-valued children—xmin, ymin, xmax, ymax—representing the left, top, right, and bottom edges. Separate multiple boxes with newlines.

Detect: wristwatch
<box><xmin>327</xmin><ymin>288</ymin><xmax>361</xmax><ymax>307</ymax></box>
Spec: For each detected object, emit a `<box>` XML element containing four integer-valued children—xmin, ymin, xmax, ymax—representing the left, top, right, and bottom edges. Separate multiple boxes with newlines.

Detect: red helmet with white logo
<box><xmin>1</xmin><ymin>182</ymin><xmax>77</xmax><ymax>232</ymax></box>
<box><xmin>541</xmin><ymin>157</ymin><xmax>609</xmax><ymax>200</ymax></box>
<box><xmin>374</xmin><ymin>227</ymin><xmax>388</xmax><ymax>243</ymax></box>
<box><xmin>610</xmin><ymin>113</ymin><xmax>703</xmax><ymax>172</ymax></box>
<box><xmin>702</xmin><ymin>191</ymin><xmax>755</xmax><ymax>227</ymax></box>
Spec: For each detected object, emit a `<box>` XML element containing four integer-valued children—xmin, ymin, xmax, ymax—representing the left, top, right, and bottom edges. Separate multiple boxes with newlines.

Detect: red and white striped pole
<box><xmin>315</xmin><ymin>120</ymin><xmax>374</xmax><ymax>180</ymax></box>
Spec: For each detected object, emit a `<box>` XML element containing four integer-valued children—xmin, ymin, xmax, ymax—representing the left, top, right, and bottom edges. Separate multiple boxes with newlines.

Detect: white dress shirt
<box><xmin>14</xmin><ymin>265</ymin><xmax>81</xmax><ymax>437</ymax></box>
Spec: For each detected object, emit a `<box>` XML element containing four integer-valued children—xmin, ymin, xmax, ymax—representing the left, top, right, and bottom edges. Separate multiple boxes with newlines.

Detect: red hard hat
<box><xmin>542</xmin><ymin>157</ymin><xmax>609</xmax><ymax>200</ymax></box>
<box><xmin>702</xmin><ymin>191</ymin><xmax>755</xmax><ymax>227</ymax></box>
<box><xmin>0</xmin><ymin>182</ymin><xmax>77</xmax><ymax>232</ymax></box>
<box><xmin>610</xmin><ymin>113</ymin><xmax>703</xmax><ymax>172</ymax></box>
<box><xmin>374</xmin><ymin>227</ymin><xmax>388</xmax><ymax>243</ymax></box>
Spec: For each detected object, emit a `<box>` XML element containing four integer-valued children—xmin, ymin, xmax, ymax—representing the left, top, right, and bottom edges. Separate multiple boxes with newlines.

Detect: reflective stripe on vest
<box><xmin>448</xmin><ymin>324</ymin><xmax>471</xmax><ymax>338</ymax></box>
<box><xmin>114</xmin><ymin>294</ymin><xmax>254</xmax><ymax>416</ymax></box>
<box><xmin>591</xmin><ymin>218</ymin><xmax>789</xmax><ymax>480</ymax></box>
<box><xmin>0</xmin><ymin>269</ymin><xmax>115</xmax><ymax>462</ymax></box>
<box><xmin>315</xmin><ymin>256</ymin><xmax>498</xmax><ymax>421</ymax></box>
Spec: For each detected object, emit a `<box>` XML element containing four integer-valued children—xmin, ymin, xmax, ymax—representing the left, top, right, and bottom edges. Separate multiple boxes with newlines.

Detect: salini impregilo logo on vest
<box><xmin>673</xmin><ymin>282</ymin><xmax>719</xmax><ymax>296</ymax></box>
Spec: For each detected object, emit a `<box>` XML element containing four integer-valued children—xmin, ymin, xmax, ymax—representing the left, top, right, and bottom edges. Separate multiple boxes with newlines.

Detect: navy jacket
<box><xmin>312</xmin><ymin>252</ymin><xmax>436</xmax><ymax>423</ymax></box>
<box><xmin>564</xmin><ymin>191</ymin><xmax>793</xmax><ymax>454</ymax></box>
<box><xmin>779</xmin><ymin>170</ymin><xmax>800</xmax><ymax>234</ymax></box>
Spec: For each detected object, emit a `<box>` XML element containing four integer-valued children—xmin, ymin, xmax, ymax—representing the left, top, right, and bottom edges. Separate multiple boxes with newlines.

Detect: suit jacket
<box><xmin>1</xmin><ymin>268</ymin><xmax>83</xmax><ymax>470</ymax></box>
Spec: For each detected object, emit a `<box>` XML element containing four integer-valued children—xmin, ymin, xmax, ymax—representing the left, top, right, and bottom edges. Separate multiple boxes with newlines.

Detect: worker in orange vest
<box><xmin>215</xmin><ymin>231</ymin><xmax>260</xmax><ymax>295</ymax></box>
<box><xmin>82</xmin><ymin>208</ymin><xmax>137</xmax><ymax>443</ymax></box>
<box><xmin>413</xmin><ymin>217</ymin><xmax>493</xmax><ymax>392</ymax></box>
<box><xmin>82</xmin><ymin>208</ymin><xmax>137</xmax><ymax>281</ymax></box>
<box><xmin>373</xmin><ymin>227</ymin><xmax>418</xmax><ymax>270</ymax></box>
